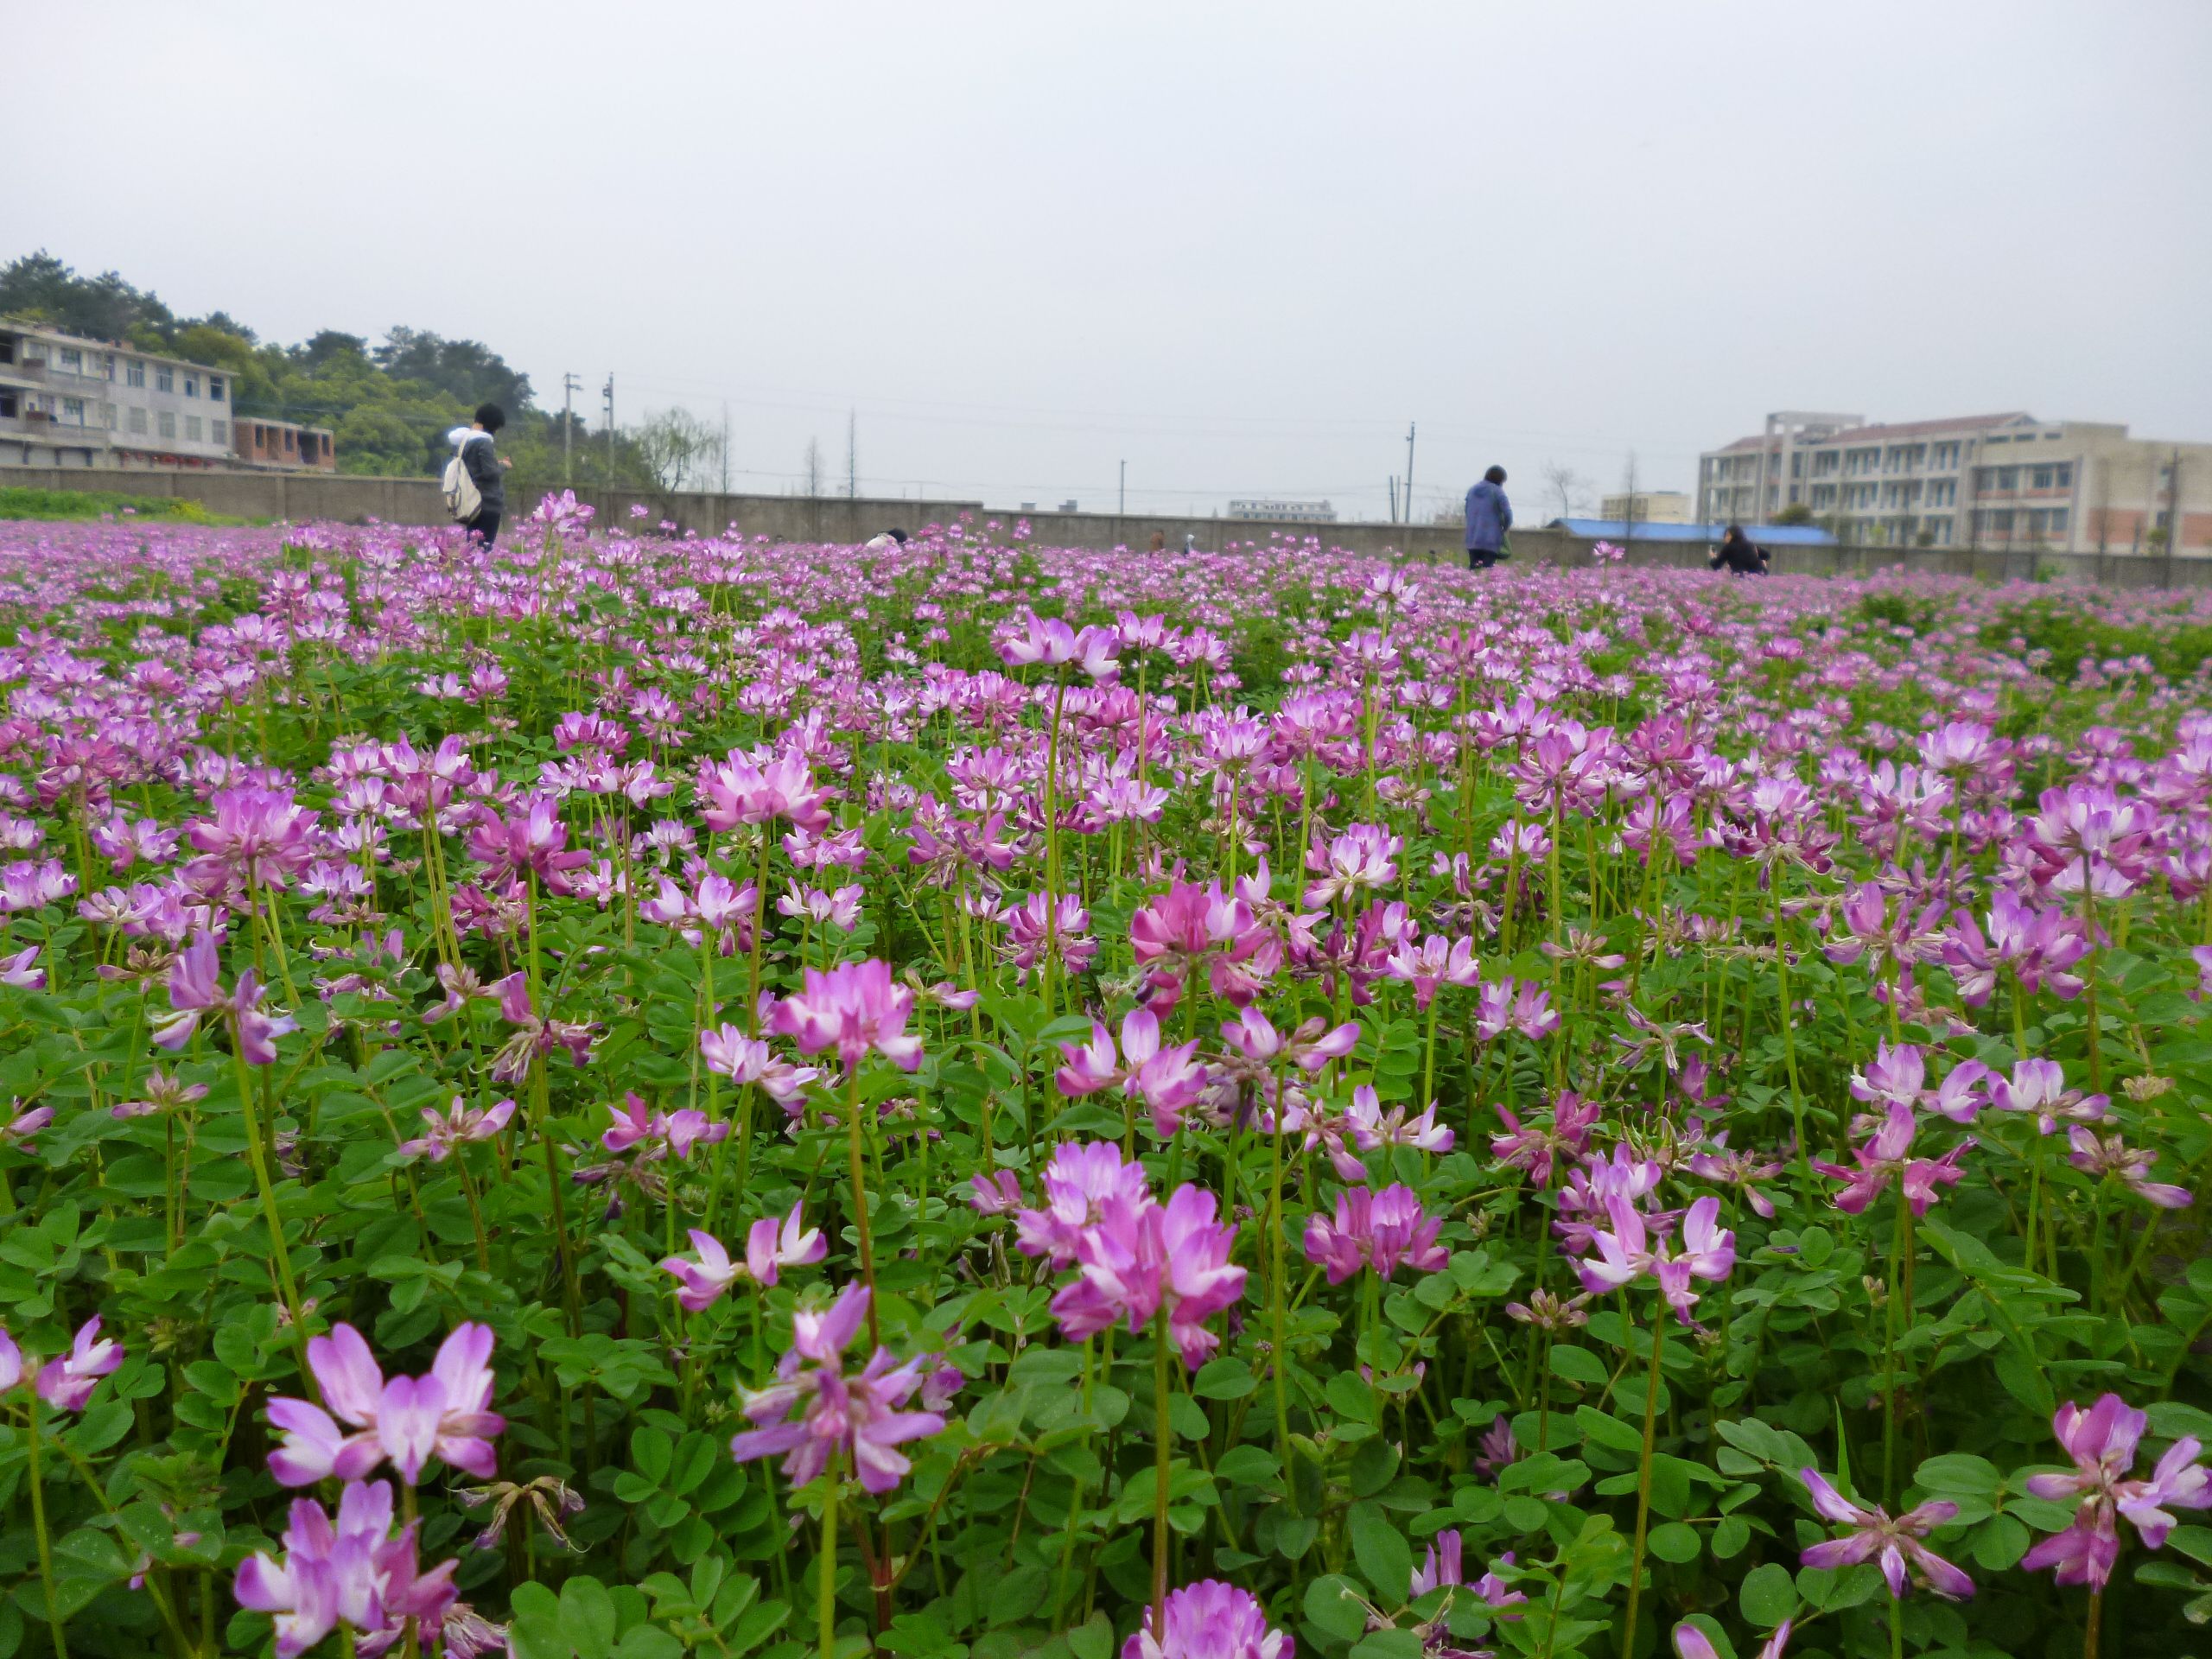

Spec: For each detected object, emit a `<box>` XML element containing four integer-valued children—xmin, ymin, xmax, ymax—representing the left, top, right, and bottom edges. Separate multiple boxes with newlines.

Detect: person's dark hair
<box><xmin>1484</xmin><ymin>466</ymin><xmax>1507</xmax><ymax>485</ymax></box>
<box><xmin>888</xmin><ymin>528</ymin><xmax>909</xmax><ymax>544</ymax></box>
<box><xmin>474</xmin><ymin>403</ymin><xmax>505</xmax><ymax>434</ymax></box>
<box><xmin>1723</xmin><ymin>524</ymin><xmax>1745</xmax><ymax>542</ymax></box>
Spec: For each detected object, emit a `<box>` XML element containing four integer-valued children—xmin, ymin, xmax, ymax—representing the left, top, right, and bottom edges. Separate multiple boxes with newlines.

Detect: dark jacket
<box><xmin>1709</xmin><ymin>534</ymin><xmax>1767</xmax><ymax>575</ymax></box>
<box><xmin>456</xmin><ymin>430</ymin><xmax>505</xmax><ymax>515</ymax></box>
<box><xmin>1464</xmin><ymin>480</ymin><xmax>1512</xmax><ymax>552</ymax></box>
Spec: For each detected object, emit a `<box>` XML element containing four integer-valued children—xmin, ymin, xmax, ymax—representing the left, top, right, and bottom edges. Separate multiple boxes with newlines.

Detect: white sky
<box><xmin>17</xmin><ymin>1</ymin><xmax>2212</xmax><ymax>522</ymax></box>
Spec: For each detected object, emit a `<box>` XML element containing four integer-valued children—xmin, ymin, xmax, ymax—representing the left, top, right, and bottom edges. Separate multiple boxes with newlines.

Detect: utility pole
<box><xmin>561</xmin><ymin>372</ymin><xmax>581</xmax><ymax>486</ymax></box>
<box><xmin>1389</xmin><ymin>476</ymin><xmax>1398</xmax><ymax>524</ymax></box>
<box><xmin>2166</xmin><ymin>447</ymin><xmax>2183</xmax><ymax>588</ymax></box>
<box><xmin>601</xmin><ymin>376</ymin><xmax>615</xmax><ymax>483</ymax></box>
<box><xmin>1119</xmin><ymin>459</ymin><xmax>1126</xmax><ymax>517</ymax></box>
<box><xmin>1404</xmin><ymin>423</ymin><xmax>1417</xmax><ymax>524</ymax></box>
<box><xmin>846</xmin><ymin>408</ymin><xmax>858</xmax><ymax>499</ymax></box>
<box><xmin>721</xmin><ymin>401</ymin><xmax>730</xmax><ymax>494</ymax></box>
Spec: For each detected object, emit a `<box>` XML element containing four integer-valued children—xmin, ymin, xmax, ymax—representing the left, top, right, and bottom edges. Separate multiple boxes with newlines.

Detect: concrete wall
<box><xmin>5</xmin><ymin>463</ymin><xmax>2209</xmax><ymax>588</ymax></box>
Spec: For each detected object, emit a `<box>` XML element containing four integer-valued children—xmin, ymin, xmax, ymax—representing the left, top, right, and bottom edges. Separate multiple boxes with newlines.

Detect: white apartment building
<box><xmin>1699</xmin><ymin>410</ymin><xmax>2212</xmax><ymax>555</ymax></box>
<box><xmin>0</xmin><ymin>321</ymin><xmax>238</xmax><ymax>467</ymax></box>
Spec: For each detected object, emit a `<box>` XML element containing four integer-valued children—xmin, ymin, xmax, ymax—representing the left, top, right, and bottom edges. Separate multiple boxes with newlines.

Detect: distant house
<box><xmin>0</xmin><ymin>319</ymin><xmax>239</xmax><ymax>467</ymax></box>
<box><xmin>1599</xmin><ymin>489</ymin><xmax>1692</xmax><ymax>524</ymax></box>
<box><xmin>234</xmin><ymin>417</ymin><xmax>335</xmax><ymax>472</ymax></box>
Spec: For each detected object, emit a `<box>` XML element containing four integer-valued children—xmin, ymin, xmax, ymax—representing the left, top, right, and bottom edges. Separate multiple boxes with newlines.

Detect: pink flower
<box><xmin>696</xmin><ymin>747</ymin><xmax>833</xmax><ymax>834</ymax></box>
<box><xmin>395</xmin><ymin>1096</ymin><xmax>515</xmax><ymax>1161</ymax></box>
<box><xmin>770</xmin><ymin>958</ymin><xmax>923</xmax><ymax>1073</ymax></box>
<box><xmin>2021</xmin><ymin>1393</ymin><xmax>2212</xmax><ymax>1588</ymax></box>
<box><xmin>728</xmin><ymin>1283</ymin><xmax>946</xmax><ymax>1494</ymax></box>
<box><xmin>1344</xmin><ymin>1085</ymin><xmax>1454</xmax><ymax>1157</ymax></box>
<box><xmin>1382</xmin><ymin>933</ymin><xmax>1481</xmax><ymax>1010</ymax></box>
<box><xmin>698</xmin><ymin>1024</ymin><xmax>821</xmax><ymax>1105</ymax></box>
<box><xmin>1988</xmin><ymin>1058</ymin><xmax>2108</xmax><ymax>1135</ymax></box>
<box><xmin>1121</xmin><ymin>1580</ymin><xmax>1290</xmax><ymax>1659</ymax></box>
<box><xmin>35</xmin><ymin>1315</ymin><xmax>121</xmax><ymax>1410</ymax></box>
<box><xmin>153</xmin><ymin>930</ymin><xmax>298</xmax><ymax>1064</ymax></box>
<box><xmin>1675</xmin><ymin>1621</ymin><xmax>1791</xmax><ymax>1659</ymax></box>
<box><xmin>1575</xmin><ymin>1194</ymin><xmax>1735</xmax><ymax>1324</ymax></box>
<box><xmin>466</xmin><ymin>794</ymin><xmax>588</xmax><ymax>893</ymax></box>
<box><xmin>268</xmin><ymin>1323</ymin><xmax>504</xmax><ymax>1487</ymax></box>
<box><xmin>969</xmin><ymin>1171</ymin><xmax>1023</xmax><ymax>1214</ymax></box>
<box><xmin>1014</xmin><ymin>1141</ymin><xmax>1154</xmax><ymax>1268</ymax></box>
<box><xmin>1303</xmin><ymin>1183</ymin><xmax>1448</xmax><ymax>1284</ymax></box>
<box><xmin>660</xmin><ymin>1230</ymin><xmax>747</xmax><ymax>1312</ymax></box>
<box><xmin>2067</xmin><ymin>1128</ymin><xmax>2194</xmax><ymax>1209</ymax></box>
<box><xmin>1798</xmin><ymin>1468</ymin><xmax>1974</xmax><ymax>1599</ymax></box>
<box><xmin>1812</xmin><ymin>1103</ymin><xmax>1971</xmax><ymax>1217</ymax></box>
<box><xmin>1051</xmin><ymin>1181</ymin><xmax>1247</xmax><ymax>1369</ymax></box>
<box><xmin>1055</xmin><ymin>1007</ymin><xmax>1210</xmax><ymax>1137</ymax></box>
<box><xmin>0</xmin><ymin>1327</ymin><xmax>22</xmax><ymax>1394</ymax></box>
<box><xmin>1218</xmin><ymin>1007</ymin><xmax>1359</xmax><ymax>1074</ymax></box>
<box><xmin>232</xmin><ymin>1479</ymin><xmax>457</xmax><ymax>1659</ymax></box>
<box><xmin>747</xmin><ymin>1201</ymin><xmax>827</xmax><ymax>1285</ymax></box>
<box><xmin>1491</xmin><ymin>1092</ymin><xmax>1599</xmax><ymax>1186</ymax></box>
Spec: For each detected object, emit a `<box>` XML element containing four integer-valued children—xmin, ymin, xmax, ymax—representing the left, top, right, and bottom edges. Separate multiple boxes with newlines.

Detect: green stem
<box><xmin>1153</xmin><ymin>1306</ymin><xmax>1174</xmax><ymax>1624</ymax></box>
<box><xmin>819</xmin><ymin>1465</ymin><xmax>841</xmax><ymax>1659</ymax></box>
<box><xmin>1620</xmin><ymin>1300</ymin><xmax>1667</xmax><ymax>1659</ymax></box>
<box><xmin>846</xmin><ymin>1068</ymin><xmax>880</xmax><ymax>1347</ymax></box>
<box><xmin>25</xmin><ymin>1399</ymin><xmax>67</xmax><ymax>1659</ymax></box>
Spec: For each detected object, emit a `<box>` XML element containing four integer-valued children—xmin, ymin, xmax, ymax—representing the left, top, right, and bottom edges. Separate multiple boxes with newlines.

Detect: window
<box><xmin>99</xmin><ymin>403</ymin><xmax>117</xmax><ymax>429</ymax></box>
<box><xmin>60</xmin><ymin>397</ymin><xmax>84</xmax><ymax>424</ymax></box>
<box><xmin>2032</xmin><ymin>466</ymin><xmax>2054</xmax><ymax>489</ymax></box>
<box><xmin>0</xmin><ymin>336</ymin><xmax>13</xmax><ymax>364</ymax></box>
<box><xmin>156</xmin><ymin>366</ymin><xmax>174</xmax><ymax>392</ymax></box>
<box><xmin>184</xmin><ymin>374</ymin><xmax>199</xmax><ymax>398</ymax></box>
<box><xmin>1998</xmin><ymin>467</ymin><xmax>2018</xmax><ymax>490</ymax></box>
<box><xmin>2051</xmin><ymin>508</ymin><xmax>2069</xmax><ymax>533</ymax></box>
<box><xmin>207</xmin><ymin>376</ymin><xmax>224</xmax><ymax>402</ymax></box>
<box><xmin>0</xmin><ymin>391</ymin><xmax>14</xmax><ymax>418</ymax></box>
<box><xmin>2055</xmin><ymin>463</ymin><xmax>2072</xmax><ymax>488</ymax></box>
<box><xmin>212</xmin><ymin>419</ymin><xmax>228</xmax><ymax>444</ymax></box>
<box><xmin>101</xmin><ymin>354</ymin><xmax>115</xmax><ymax>381</ymax></box>
<box><xmin>128</xmin><ymin>407</ymin><xmax>149</xmax><ymax>435</ymax></box>
<box><xmin>185</xmin><ymin>416</ymin><xmax>203</xmax><ymax>442</ymax></box>
<box><xmin>157</xmin><ymin>410</ymin><xmax>176</xmax><ymax>439</ymax></box>
<box><xmin>1991</xmin><ymin>509</ymin><xmax>2013</xmax><ymax>532</ymax></box>
<box><xmin>58</xmin><ymin>348</ymin><xmax>81</xmax><ymax>372</ymax></box>
<box><xmin>126</xmin><ymin>360</ymin><xmax>144</xmax><ymax>388</ymax></box>
<box><xmin>284</xmin><ymin>429</ymin><xmax>296</xmax><ymax>451</ymax></box>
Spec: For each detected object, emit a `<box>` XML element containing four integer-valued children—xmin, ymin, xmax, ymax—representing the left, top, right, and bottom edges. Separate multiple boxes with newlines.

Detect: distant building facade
<box><xmin>234</xmin><ymin>416</ymin><xmax>335</xmax><ymax>472</ymax></box>
<box><xmin>0</xmin><ymin>321</ymin><xmax>240</xmax><ymax>467</ymax></box>
<box><xmin>1700</xmin><ymin>410</ymin><xmax>2212</xmax><ymax>555</ymax></box>
<box><xmin>1599</xmin><ymin>489</ymin><xmax>1692</xmax><ymax>525</ymax></box>
<box><xmin>1227</xmin><ymin>497</ymin><xmax>1336</xmax><ymax>523</ymax></box>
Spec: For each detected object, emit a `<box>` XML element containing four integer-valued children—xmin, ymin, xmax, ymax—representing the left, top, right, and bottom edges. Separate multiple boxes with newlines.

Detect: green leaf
<box><xmin>1216</xmin><ymin>1446</ymin><xmax>1281</xmax><ymax>1486</ymax></box>
<box><xmin>1348</xmin><ymin>1633</ymin><xmax>1422</xmax><ymax>1659</ymax></box>
<box><xmin>1303</xmin><ymin>1575</ymin><xmax>1371</xmax><ymax>1643</ymax></box>
<box><xmin>1646</xmin><ymin>1522</ymin><xmax>1701</xmax><ymax>1564</ymax></box>
<box><xmin>1914</xmin><ymin>1453</ymin><xmax>2001</xmax><ymax>1497</ymax></box>
<box><xmin>1575</xmin><ymin>1406</ymin><xmax>1645</xmax><ymax>1455</ymax></box>
<box><xmin>1194</xmin><ymin>1357</ymin><xmax>1257</xmax><ymax>1400</ymax></box>
<box><xmin>562</xmin><ymin>1574</ymin><xmax>619</xmax><ymax>1659</ymax></box>
<box><xmin>1350</xmin><ymin>1502</ymin><xmax>1413</xmax><ymax>1607</ymax></box>
<box><xmin>631</xmin><ymin>1427</ymin><xmax>674</xmax><ymax>1486</ymax></box>
<box><xmin>1548</xmin><ymin>1345</ymin><xmax>1610</xmax><ymax>1388</ymax></box>
<box><xmin>1738</xmin><ymin>1561</ymin><xmax>1796</xmax><ymax>1629</ymax></box>
<box><xmin>1712</xmin><ymin>1516</ymin><xmax>1751</xmax><ymax>1560</ymax></box>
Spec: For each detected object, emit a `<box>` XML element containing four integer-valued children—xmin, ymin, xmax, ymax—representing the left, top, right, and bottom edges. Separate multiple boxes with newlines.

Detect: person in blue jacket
<box><xmin>1464</xmin><ymin>466</ymin><xmax>1512</xmax><ymax>570</ymax></box>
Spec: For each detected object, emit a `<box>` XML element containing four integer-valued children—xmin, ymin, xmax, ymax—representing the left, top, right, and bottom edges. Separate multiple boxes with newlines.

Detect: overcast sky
<box><xmin>17</xmin><ymin>2</ymin><xmax>2212</xmax><ymax>523</ymax></box>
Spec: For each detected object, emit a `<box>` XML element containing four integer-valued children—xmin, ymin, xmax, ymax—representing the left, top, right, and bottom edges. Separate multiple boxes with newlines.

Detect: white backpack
<box><xmin>442</xmin><ymin>442</ymin><xmax>483</xmax><ymax>522</ymax></box>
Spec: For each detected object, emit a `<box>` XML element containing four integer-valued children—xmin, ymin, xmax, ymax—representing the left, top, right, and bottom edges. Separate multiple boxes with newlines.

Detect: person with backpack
<box><xmin>1464</xmin><ymin>466</ymin><xmax>1513</xmax><ymax>570</ymax></box>
<box><xmin>442</xmin><ymin>403</ymin><xmax>511</xmax><ymax>544</ymax></box>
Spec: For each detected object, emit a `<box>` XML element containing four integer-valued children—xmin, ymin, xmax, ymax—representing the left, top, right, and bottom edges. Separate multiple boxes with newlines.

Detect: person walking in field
<box><xmin>445</xmin><ymin>403</ymin><xmax>511</xmax><ymax>545</ymax></box>
<box><xmin>1464</xmin><ymin>466</ymin><xmax>1512</xmax><ymax>570</ymax></box>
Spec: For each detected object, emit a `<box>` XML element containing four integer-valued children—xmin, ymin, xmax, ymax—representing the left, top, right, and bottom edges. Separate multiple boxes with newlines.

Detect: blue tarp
<box><xmin>1548</xmin><ymin>518</ymin><xmax>1839</xmax><ymax>546</ymax></box>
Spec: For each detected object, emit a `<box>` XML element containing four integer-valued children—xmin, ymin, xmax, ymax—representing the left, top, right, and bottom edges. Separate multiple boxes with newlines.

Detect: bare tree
<box><xmin>845</xmin><ymin>410</ymin><xmax>858</xmax><ymax>499</ymax></box>
<box><xmin>1541</xmin><ymin>459</ymin><xmax>1589</xmax><ymax>524</ymax></box>
<box><xmin>632</xmin><ymin>407</ymin><xmax>724</xmax><ymax>493</ymax></box>
<box><xmin>802</xmin><ymin>437</ymin><xmax>825</xmax><ymax>498</ymax></box>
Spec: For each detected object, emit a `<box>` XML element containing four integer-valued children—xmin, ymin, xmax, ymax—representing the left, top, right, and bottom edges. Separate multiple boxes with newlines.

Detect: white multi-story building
<box><xmin>0</xmin><ymin>321</ymin><xmax>239</xmax><ymax>467</ymax></box>
<box><xmin>1598</xmin><ymin>489</ymin><xmax>1692</xmax><ymax>525</ymax></box>
<box><xmin>1227</xmin><ymin>498</ymin><xmax>1336</xmax><ymax>523</ymax></box>
<box><xmin>1699</xmin><ymin>410</ymin><xmax>2212</xmax><ymax>555</ymax></box>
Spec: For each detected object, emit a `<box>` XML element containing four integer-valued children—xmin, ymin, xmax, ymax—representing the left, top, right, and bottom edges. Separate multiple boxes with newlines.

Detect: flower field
<box><xmin>3</xmin><ymin>496</ymin><xmax>2212</xmax><ymax>1659</ymax></box>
